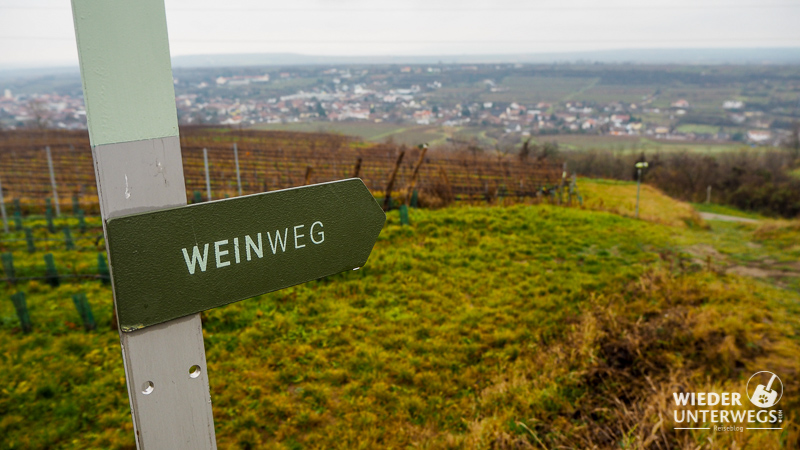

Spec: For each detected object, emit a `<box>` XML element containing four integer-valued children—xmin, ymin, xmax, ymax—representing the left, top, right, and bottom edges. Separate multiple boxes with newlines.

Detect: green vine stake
<box><xmin>13</xmin><ymin>198</ymin><xmax>21</xmax><ymax>216</ymax></box>
<box><xmin>193</xmin><ymin>191</ymin><xmax>203</xmax><ymax>204</ymax></box>
<box><xmin>10</xmin><ymin>291</ymin><xmax>32</xmax><ymax>333</ymax></box>
<box><xmin>2</xmin><ymin>252</ymin><xmax>16</xmax><ymax>285</ymax></box>
<box><xmin>410</xmin><ymin>189</ymin><xmax>419</xmax><ymax>208</ymax></box>
<box><xmin>25</xmin><ymin>228</ymin><xmax>36</xmax><ymax>253</ymax></box>
<box><xmin>13</xmin><ymin>211</ymin><xmax>22</xmax><ymax>231</ymax></box>
<box><xmin>46</xmin><ymin>205</ymin><xmax>55</xmax><ymax>234</ymax></box>
<box><xmin>72</xmin><ymin>195</ymin><xmax>80</xmax><ymax>216</ymax></box>
<box><xmin>399</xmin><ymin>204</ymin><xmax>410</xmax><ymax>226</ymax></box>
<box><xmin>98</xmin><ymin>253</ymin><xmax>110</xmax><ymax>284</ymax></box>
<box><xmin>44</xmin><ymin>253</ymin><xmax>60</xmax><ymax>288</ymax></box>
<box><xmin>77</xmin><ymin>209</ymin><xmax>87</xmax><ymax>234</ymax></box>
<box><xmin>63</xmin><ymin>227</ymin><xmax>75</xmax><ymax>251</ymax></box>
<box><xmin>72</xmin><ymin>293</ymin><xmax>96</xmax><ymax>331</ymax></box>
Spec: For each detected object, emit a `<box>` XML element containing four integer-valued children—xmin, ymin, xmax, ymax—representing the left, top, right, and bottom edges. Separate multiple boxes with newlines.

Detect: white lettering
<box><xmin>731</xmin><ymin>393</ymin><xmax>741</xmax><ymax>405</ymax></box>
<box><xmin>707</xmin><ymin>393</ymin><xmax>719</xmax><ymax>406</ymax></box>
<box><xmin>673</xmin><ymin>410</ymin><xmax>685</xmax><ymax>423</ymax></box>
<box><xmin>673</xmin><ymin>392</ymin><xmax>691</xmax><ymax>406</ymax></box>
<box><xmin>294</xmin><ymin>224</ymin><xmax>305</xmax><ymax>249</ymax></box>
<box><xmin>183</xmin><ymin>220</ymin><xmax>325</xmax><ymax>273</ymax></box>
<box><xmin>245</xmin><ymin>233</ymin><xmax>263</xmax><ymax>260</ymax></box>
<box><xmin>730</xmin><ymin>410</ymin><xmax>747</xmax><ymax>422</ymax></box>
<box><xmin>311</xmin><ymin>221</ymin><xmax>324</xmax><ymax>244</ymax></box>
<box><xmin>182</xmin><ymin>244</ymin><xmax>209</xmax><ymax>275</ymax></box>
<box><xmin>215</xmin><ymin>240</ymin><xmax>230</xmax><ymax>268</ymax></box>
<box><xmin>697</xmin><ymin>393</ymin><xmax>705</xmax><ymax>405</ymax></box>
<box><xmin>268</xmin><ymin>228</ymin><xmax>288</xmax><ymax>254</ymax></box>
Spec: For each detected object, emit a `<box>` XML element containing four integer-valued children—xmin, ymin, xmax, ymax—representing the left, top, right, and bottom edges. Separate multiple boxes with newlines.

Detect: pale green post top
<box><xmin>71</xmin><ymin>0</ymin><xmax>179</xmax><ymax>148</ymax></box>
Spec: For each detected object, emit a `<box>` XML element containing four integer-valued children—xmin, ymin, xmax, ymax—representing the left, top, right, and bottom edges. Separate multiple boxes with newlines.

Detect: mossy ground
<box><xmin>580</xmin><ymin>178</ymin><xmax>704</xmax><ymax>228</ymax></box>
<box><xmin>1</xmin><ymin>185</ymin><xmax>799</xmax><ymax>449</ymax></box>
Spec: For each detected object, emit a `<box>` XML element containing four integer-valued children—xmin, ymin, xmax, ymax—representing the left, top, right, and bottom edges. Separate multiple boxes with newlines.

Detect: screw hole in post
<box><xmin>189</xmin><ymin>365</ymin><xmax>201</xmax><ymax>379</ymax></box>
<box><xmin>142</xmin><ymin>381</ymin><xmax>154</xmax><ymax>395</ymax></box>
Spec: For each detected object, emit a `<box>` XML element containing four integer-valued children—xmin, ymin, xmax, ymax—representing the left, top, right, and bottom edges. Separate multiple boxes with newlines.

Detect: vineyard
<box><xmin>0</xmin><ymin>126</ymin><xmax>565</xmax><ymax>340</ymax></box>
<box><xmin>0</xmin><ymin>127</ymin><xmax>565</xmax><ymax>330</ymax></box>
<box><xmin>6</xmin><ymin>128</ymin><xmax>799</xmax><ymax>449</ymax></box>
<box><xmin>0</xmin><ymin>128</ymin><xmax>564</xmax><ymax>216</ymax></box>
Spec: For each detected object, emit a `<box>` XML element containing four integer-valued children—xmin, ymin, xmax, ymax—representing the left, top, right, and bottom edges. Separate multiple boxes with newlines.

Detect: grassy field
<box><xmin>253</xmin><ymin>122</ymin><xmax>451</xmax><ymax>147</ymax></box>
<box><xmin>482</xmin><ymin>76</ymin><xmax>598</xmax><ymax>103</ymax></box>
<box><xmin>674</xmin><ymin>124</ymin><xmax>723</xmax><ymax>135</ymax></box>
<box><xmin>651</xmin><ymin>87</ymin><xmax>740</xmax><ymax>112</ymax></box>
<box><xmin>580</xmin><ymin>178</ymin><xmax>704</xmax><ymax>227</ymax></box>
<box><xmin>579</xmin><ymin>85</ymin><xmax>653</xmax><ymax>104</ymax></box>
<box><xmin>253</xmin><ymin>122</ymin><xmax>406</xmax><ymax>141</ymax></box>
<box><xmin>526</xmin><ymin>134</ymin><xmax>741</xmax><ymax>153</ymax></box>
<box><xmin>692</xmin><ymin>203</ymin><xmax>766</xmax><ymax>220</ymax></box>
<box><xmin>252</xmin><ymin>122</ymin><xmax>744</xmax><ymax>154</ymax></box>
<box><xmin>2</xmin><ymin>184</ymin><xmax>799</xmax><ymax>449</ymax></box>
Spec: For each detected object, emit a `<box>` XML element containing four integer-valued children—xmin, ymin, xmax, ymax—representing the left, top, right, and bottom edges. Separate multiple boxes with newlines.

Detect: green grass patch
<box><xmin>254</xmin><ymin>122</ymin><xmax>406</xmax><ymax>141</ymax></box>
<box><xmin>482</xmin><ymin>76</ymin><xmax>597</xmax><ymax>103</ymax></box>
<box><xmin>692</xmin><ymin>202</ymin><xmax>766</xmax><ymax>220</ymax></box>
<box><xmin>675</xmin><ymin>124</ymin><xmax>721</xmax><ymax>134</ymax></box>
<box><xmin>1</xmin><ymin>204</ymin><xmax>798</xmax><ymax>448</ymax></box>
<box><xmin>580</xmin><ymin>178</ymin><xmax>705</xmax><ymax>228</ymax></box>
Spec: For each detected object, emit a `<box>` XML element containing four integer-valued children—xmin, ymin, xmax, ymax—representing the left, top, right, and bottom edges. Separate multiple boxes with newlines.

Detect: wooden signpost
<box><xmin>107</xmin><ymin>179</ymin><xmax>384</xmax><ymax>331</ymax></box>
<box><xmin>70</xmin><ymin>0</ymin><xmax>386</xmax><ymax>447</ymax></box>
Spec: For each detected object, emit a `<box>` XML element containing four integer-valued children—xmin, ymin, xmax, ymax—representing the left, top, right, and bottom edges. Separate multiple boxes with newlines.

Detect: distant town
<box><xmin>2</xmin><ymin>63</ymin><xmax>798</xmax><ymax>147</ymax></box>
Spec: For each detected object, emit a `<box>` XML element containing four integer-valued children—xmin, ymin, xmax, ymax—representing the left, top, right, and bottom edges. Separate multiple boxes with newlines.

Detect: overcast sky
<box><xmin>1</xmin><ymin>0</ymin><xmax>799</xmax><ymax>68</ymax></box>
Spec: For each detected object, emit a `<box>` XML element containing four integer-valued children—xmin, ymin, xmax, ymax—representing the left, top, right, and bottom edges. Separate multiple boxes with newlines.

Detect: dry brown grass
<box><xmin>444</xmin><ymin>268</ymin><xmax>800</xmax><ymax>449</ymax></box>
<box><xmin>581</xmin><ymin>179</ymin><xmax>707</xmax><ymax>228</ymax></box>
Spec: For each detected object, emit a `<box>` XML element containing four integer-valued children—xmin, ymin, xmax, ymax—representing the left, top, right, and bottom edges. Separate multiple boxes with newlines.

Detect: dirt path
<box><xmin>698</xmin><ymin>212</ymin><xmax>759</xmax><ymax>223</ymax></box>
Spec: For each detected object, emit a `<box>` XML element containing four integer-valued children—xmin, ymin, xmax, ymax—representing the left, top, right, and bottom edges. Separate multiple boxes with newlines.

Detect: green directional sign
<box><xmin>106</xmin><ymin>179</ymin><xmax>385</xmax><ymax>331</ymax></box>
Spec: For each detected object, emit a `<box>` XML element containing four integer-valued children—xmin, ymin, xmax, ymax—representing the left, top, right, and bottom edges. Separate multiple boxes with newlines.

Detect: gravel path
<box><xmin>699</xmin><ymin>212</ymin><xmax>759</xmax><ymax>224</ymax></box>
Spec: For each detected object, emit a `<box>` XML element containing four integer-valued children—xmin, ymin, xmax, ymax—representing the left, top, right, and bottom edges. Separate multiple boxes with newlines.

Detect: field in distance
<box><xmin>256</xmin><ymin>121</ymin><xmax>743</xmax><ymax>153</ymax></box>
<box><xmin>254</xmin><ymin>122</ymin><xmax>452</xmax><ymax>147</ymax></box>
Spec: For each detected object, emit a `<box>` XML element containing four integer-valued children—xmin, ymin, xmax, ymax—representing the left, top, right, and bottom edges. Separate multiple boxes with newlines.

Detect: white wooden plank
<box><xmin>93</xmin><ymin>137</ymin><xmax>217</xmax><ymax>449</ymax></box>
<box><xmin>71</xmin><ymin>0</ymin><xmax>217</xmax><ymax>447</ymax></box>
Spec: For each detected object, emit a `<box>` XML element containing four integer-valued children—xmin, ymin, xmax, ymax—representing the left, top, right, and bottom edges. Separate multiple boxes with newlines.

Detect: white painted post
<box><xmin>46</xmin><ymin>145</ymin><xmax>61</xmax><ymax>216</ymax></box>
<box><xmin>234</xmin><ymin>143</ymin><xmax>242</xmax><ymax>196</ymax></box>
<box><xmin>0</xmin><ymin>174</ymin><xmax>8</xmax><ymax>233</ymax></box>
<box><xmin>204</xmin><ymin>147</ymin><xmax>212</xmax><ymax>201</ymax></box>
<box><xmin>706</xmin><ymin>185</ymin><xmax>712</xmax><ymax>204</ymax></box>
<box><xmin>70</xmin><ymin>1</ymin><xmax>216</xmax><ymax>448</ymax></box>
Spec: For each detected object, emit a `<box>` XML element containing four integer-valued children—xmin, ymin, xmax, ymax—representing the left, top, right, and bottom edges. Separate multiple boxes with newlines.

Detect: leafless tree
<box><xmin>26</xmin><ymin>99</ymin><xmax>51</xmax><ymax>129</ymax></box>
